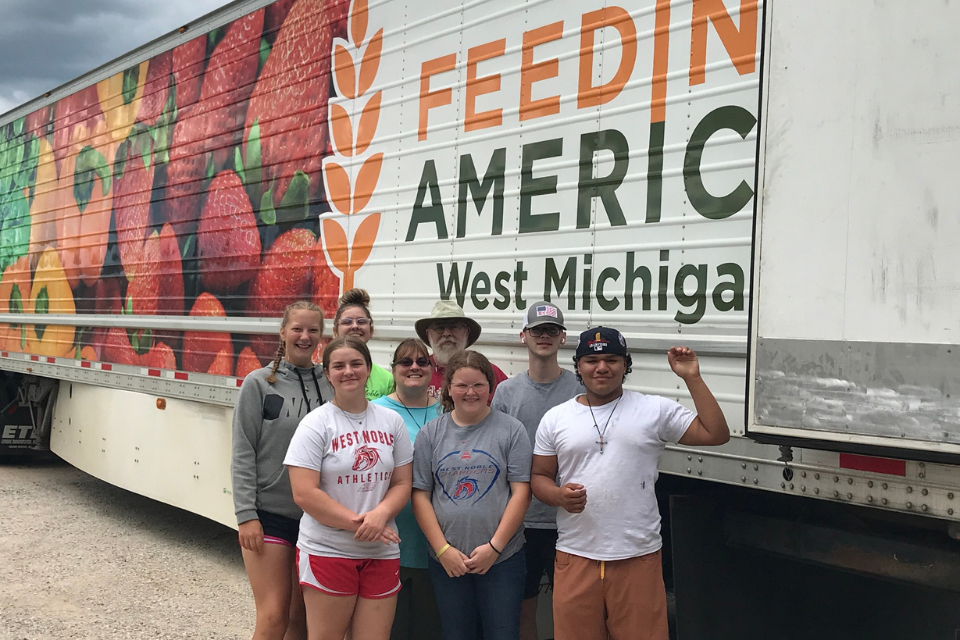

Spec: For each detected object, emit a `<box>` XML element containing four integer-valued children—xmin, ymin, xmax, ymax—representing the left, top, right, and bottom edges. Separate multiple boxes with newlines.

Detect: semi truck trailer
<box><xmin>0</xmin><ymin>0</ymin><xmax>957</xmax><ymax>636</ymax></box>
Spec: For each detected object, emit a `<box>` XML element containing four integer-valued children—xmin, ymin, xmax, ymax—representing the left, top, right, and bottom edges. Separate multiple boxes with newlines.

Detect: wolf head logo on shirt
<box><xmin>353</xmin><ymin>445</ymin><xmax>381</xmax><ymax>472</ymax></box>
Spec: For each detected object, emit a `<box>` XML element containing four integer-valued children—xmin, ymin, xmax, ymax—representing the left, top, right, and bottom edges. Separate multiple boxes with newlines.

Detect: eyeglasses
<box><xmin>430</xmin><ymin>321</ymin><xmax>467</xmax><ymax>333</ymax></box>
<box><xmin>338</xmin><ymin>317</ymin><xmax>371</xmax><ymax>327</ymax></box>
<box><xmin>395</xmin><ymin>357</ymin><xmax>431</xmax><ymax>368</ymax></box>
<box><xmin>450</xmin><ymin>382</ymin><xmax>490</xmax><ymax>392</ymax></box>
<box><xmin>526</xmin><ymin>325</ymin><xmax>562</xmax><ymax>338</ymax></box>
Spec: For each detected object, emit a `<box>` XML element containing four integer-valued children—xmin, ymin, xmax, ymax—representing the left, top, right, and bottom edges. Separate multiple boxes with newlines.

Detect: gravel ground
<box><xmin>0</xmin><ymin>456</ymin><xmax>255</xmax><ymax>640</ymax></box>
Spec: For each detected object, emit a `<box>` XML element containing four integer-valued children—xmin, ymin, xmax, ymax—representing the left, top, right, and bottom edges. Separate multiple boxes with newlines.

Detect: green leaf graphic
<box><xmin>122</xmin><ymin>65</ymin><xmax>140</xmax><ymax>105</ymax></box>
<box><xmin>73</xmin><ymin>146</ymin><xmax>110</xmax><ymax>213</ymax></box>
<box><xmin>15</xmin><ymin>136</ymin><xmax>38</xmax><ymax>191</ymax></box>
<box><xmin>9</xmin><ymin>284</ymin><xmax>23</xmax><ymax>315</ymax></box>
<box><xmin>33</xmin><ymin>287</ymin><xmax>49</xmax><ymax>341</ymax></box>
<box><xmin>234</xmin><ymin>148</ymin><xmax>246</xmax><ymax>185</ymax></box>
<box><xmin>0</xmin><ymin>190</ymin><xmax>30</xmax><ymax>271</ymax></box>
<box><xmin>245</xmin><ymin>119</ymin><xmax>262</xmax><ymax>201</ymax></box>
<box><xmin>258</xmin><ymin>38</ymin><xmax>271</xmax><ymax>74</ymax></box>
<box><xmin>276</xmin><ymin>171</ymin><xmax>310</xmax><ymax>224</ymax></box>
<box><xmin>114</xmin><ymin>139</ymin><xmax>130</xmax><ymax>182</ymax></box>
<box><xmin>259</xmin><ymin>189</ymin><xmax>276</xmax><ymax>226</ymax></box>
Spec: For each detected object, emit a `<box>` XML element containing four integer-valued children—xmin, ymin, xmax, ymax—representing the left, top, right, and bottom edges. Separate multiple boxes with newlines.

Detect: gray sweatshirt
<box><xmin>231</xmin><ymin>361</ymin><xmax>332</xmax><ymax>524</ymax></box>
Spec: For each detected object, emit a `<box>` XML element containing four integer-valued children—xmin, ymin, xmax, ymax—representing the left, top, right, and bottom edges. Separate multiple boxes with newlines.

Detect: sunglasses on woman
<box><xmin>395</xmin><ymin>357</ymin><xmax>431</xmax><ymax>368</ymax></box>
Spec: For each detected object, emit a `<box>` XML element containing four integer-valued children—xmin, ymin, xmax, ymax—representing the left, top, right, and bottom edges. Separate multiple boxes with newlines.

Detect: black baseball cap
<box><xmin>575</xmin><ymin>326</ymin><xmax>628</xmax><ymax>359</ymax></box>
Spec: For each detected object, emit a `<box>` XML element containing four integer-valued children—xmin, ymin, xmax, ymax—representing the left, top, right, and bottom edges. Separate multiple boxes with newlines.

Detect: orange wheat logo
<box><xmin>322</xmin><ymin>0</ymin><xmax>383</xmax><ymax>289</ymax></box>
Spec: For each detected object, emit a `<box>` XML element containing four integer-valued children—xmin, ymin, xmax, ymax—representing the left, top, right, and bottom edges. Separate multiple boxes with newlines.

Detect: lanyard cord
<box><xmin>294</xmin><ymin>368</ymin><xmax>325</xmax><ymax>412</ymax></box>
<box><xmin>309</xmin><ymin>369</ymin><xmax>325</xmax><ymax>406</ymax></box>
<box><xmin>396</xmin><ymin>394</ymin><xmax>433</xmax><ymax>429</ymax></box>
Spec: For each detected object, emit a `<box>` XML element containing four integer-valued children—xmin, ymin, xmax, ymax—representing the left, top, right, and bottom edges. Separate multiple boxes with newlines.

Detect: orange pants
<box><xmin>552</xmin><ymin>549</ymin><xmax>668</xmax><ymax>640</ymax></box>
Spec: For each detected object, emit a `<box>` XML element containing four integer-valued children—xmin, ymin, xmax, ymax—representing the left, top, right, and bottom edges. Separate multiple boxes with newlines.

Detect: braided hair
<box><xmin>266</xmin><ymin>300</ymin><xmax>324</xmax><ymax>384</ymax></box>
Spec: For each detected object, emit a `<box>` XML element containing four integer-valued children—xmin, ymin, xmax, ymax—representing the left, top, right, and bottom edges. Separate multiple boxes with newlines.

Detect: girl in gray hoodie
<box><xmin>232</xmin><ymin>300</ymin><xmax>332</xmax><ymax>640</ymax></box>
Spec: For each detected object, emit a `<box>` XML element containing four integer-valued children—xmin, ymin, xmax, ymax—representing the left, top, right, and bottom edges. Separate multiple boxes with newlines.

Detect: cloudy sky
<box><xmin>0</xmin><ymin>0</ymin><xmax>232</xmax><ymax>116</ymax></box>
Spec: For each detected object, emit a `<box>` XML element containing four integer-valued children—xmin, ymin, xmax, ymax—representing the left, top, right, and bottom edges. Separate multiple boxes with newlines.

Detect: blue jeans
<box><xmin>428</xmin><ymin>547</ymin><xmax>525</xmax><ymax>640</ymax></box>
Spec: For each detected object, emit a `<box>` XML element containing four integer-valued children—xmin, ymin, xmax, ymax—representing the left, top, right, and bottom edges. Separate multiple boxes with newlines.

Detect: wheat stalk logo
<box><xmin>321</xmin><ymin>0</ymin><xmax>383</xmax><ymax>290</ymax></box>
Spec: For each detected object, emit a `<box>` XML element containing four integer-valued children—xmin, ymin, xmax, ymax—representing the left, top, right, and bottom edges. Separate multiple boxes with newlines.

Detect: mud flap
<box><xmin>0</xmin><ymin>373</ymin><xmax>57</xmax><ymax>454</ymax></box>
<box><xmin>670</xmin><ymin>492</ymin><xmax>960</xmax><ymax>640</ymax></box>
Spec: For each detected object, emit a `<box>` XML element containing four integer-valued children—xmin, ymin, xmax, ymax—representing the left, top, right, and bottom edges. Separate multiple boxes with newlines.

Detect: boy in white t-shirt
<box><xmin>531</xmin><ymin>327</ymin><xmax>729</xmax><ymax>640</ymax></box>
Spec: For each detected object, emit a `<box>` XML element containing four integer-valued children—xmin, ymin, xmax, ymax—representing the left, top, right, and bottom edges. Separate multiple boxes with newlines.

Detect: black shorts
<box><xmin>523</xmin><ymin>528</ymin><xmax>558</xmax><ymax>599</ymax></box>
<box><xmin>257</xmin><ymin>510</ymin><xmax>300</xmax><ymax>548</ymax></box>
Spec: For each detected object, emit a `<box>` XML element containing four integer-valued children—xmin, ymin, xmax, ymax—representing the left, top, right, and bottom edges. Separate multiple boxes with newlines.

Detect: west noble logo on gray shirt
<box><xmin>490</xmin><ymin>369</ymin><xmax>583</xmax><ymax>529</ymax></box>
<box><xmin>413</xmin><ymin>411</ymin><xmax>532</xmax><ymax>564</ymax></box>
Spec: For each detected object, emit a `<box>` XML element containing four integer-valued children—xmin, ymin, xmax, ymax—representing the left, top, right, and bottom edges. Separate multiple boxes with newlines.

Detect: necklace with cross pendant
<box><xmin>587</xmin><ymin>394</ymin><xmax>623</xmax><ymax>454</ymax></box>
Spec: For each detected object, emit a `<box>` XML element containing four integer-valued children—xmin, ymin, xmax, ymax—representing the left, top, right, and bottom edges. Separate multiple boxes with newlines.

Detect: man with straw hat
<box><xmin>415</xmin><ymin>299</ymin><xmax>508</xmax><ymax>400</ymax></box>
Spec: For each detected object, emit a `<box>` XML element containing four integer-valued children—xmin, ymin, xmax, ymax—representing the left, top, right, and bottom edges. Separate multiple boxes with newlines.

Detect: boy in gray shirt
<box><xmin>490</xmin><ymin>301</ymin><xmax>583</xmax><ymax>640</ymax></box>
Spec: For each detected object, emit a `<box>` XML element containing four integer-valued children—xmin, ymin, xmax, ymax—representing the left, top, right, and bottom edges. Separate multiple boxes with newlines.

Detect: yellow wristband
<box><xmin>436</xmin><ymin>543</ymin><xmax>451</xmax><ymax>558</ymax></box>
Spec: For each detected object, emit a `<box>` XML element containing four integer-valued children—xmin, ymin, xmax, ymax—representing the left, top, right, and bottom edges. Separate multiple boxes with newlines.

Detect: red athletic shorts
<box><xmin>297</xmin><ymin>550</ymin><xmax>401</xmax><ymax>599</ymax></box>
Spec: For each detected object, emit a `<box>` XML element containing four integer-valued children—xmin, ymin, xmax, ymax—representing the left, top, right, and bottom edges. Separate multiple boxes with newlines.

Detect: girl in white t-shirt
<box><xmin>285</xmin><ymin>336</ymin><xmax>414</xmax><ymax>640</ymax></box>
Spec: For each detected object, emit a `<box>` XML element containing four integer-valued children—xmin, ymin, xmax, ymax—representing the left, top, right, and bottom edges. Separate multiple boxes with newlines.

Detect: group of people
<box><xmin>231</xmin><ymin>290</ymin><xmax>730</xmax><ymax>640</ymax></box>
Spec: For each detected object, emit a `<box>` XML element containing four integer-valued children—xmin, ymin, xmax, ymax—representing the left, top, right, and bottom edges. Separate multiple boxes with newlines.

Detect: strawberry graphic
<box><xmin>142</xmin><ymin>342</ymin><xmax>177</xmax><ymax>370</ymax></box>
<box><xmin>53</xmin><ymin>85</ymin><xmax>103</xmax><ymax>169</ymax></box>
<box><xmin>182</xmin><ymin>292</ymin><xmax>234</xmax><ymax>374</ymax></box>
<box><xmin>118</xmin><ymin>226</ymin><xmax>182</xmax><ymax>360</ymax></box>
<box><xmin>198</xmin><ymin>171</ymin><xmax>261</xmax><ymax>293</ymax></box>
<box><xmin>326</xmin><ymin>0</ymin><xmax>350</xmax><ymax>40</ymax></box>
<box><xmin>158</xmin><ymin>223</ymin><xmax>184</xmax><ymax>317</ymax></box>
<box><xmin>103</xmin><ymin>327</ymin><xmax>142</xmax><ymax>366</ymax></box>
<box><xmin>311</xmin><ymin>337</ymin><xmax>329</xmax><ymax>366</ymax></box>
<box><xmin>25</xmin><ymin>105</ymin><xmax>53</xmax><ymax>138</ymax></box>
<box><xmin>99</xmin><ymin>266</ymin><xmax>177</xmax><ymax>370</ymax></box>
<box><xmin>265</xmin><ymin>0</ymin><xmax>296</xmax><ymax>38</ymax></box>
<box><xmin>162</xmin><ymin>104</ymin><xmax>207</xmax><ymax>236</ymax></box>
<box><xmin>127</xmin><ymin>231</ymin><xmax>161</xmax><ymax>316</ymax></box>
<box><xmin>114</xmin><ymin>148</ymin><xmax>156</xmax><ymax>279</ymax></box>
<box><xmin>172</xmin><ymin>35</ymin><xmax>207</xmax><ymax>111</ymax></box>
<box><xmin>207</xmin><ymin>349</ymin><xmax>234</xmax><ymax>376</ymax></box>
<box><xmin>199</xmin><ymin>9</ymin><xmax>263</xmax><ymax>169</ymax></box>
<box><xmin>90</xmin><ymin>275</ymin><xmax>124</xmax><ymax>359</ymax></box>
<box><xmin>137</xmin><ymin>50</ymin><xmax>172</xmax><ymax>126</ymax></box>
<box><xmin>163</xmin><ymin>12</ymin><xmax>264</xmax><ymax>234</ymax></box>
<box><xmin>243</xmin><ymin>0</ymin><xmax>338</xmax><ymax>209</ymax></box>
<box><xmin>103</xmin><ymin>326</ymin><xmax>176</xmax><ymax>370</ymax></box>
<box><xmin>235</xmin><ymin>346</ymin><xmax>262</xmax><ymax>377</ymax></box>
<box><xmin>247</xmin><ymin>228</ymin><xmax>315</xmax><ymax>361</ymax></box>
<box><xmin>312</xmin><ymin>236</ymin><xmax>340</xmax><ymax>319</ymax></box>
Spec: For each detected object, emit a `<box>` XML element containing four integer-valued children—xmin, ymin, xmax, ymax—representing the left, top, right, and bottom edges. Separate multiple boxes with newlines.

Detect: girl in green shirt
<box><xmin>332</xmin><ymin>288</ymin><xmax>394</xmax><ymax>400</ymax></box>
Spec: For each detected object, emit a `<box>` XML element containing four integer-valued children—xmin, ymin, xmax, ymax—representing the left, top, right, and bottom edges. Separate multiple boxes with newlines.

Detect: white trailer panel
<box><xmin>748</xmin><ymin>0</ymin><xmax>960</xmax><ymax>456</ymax></box>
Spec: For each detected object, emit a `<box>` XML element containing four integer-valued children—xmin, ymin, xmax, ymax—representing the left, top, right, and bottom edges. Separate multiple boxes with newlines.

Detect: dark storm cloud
<box><xmin>0</xmin><ymin>0</ymin><xmax>230</xmax><ymax>115</ymax></box>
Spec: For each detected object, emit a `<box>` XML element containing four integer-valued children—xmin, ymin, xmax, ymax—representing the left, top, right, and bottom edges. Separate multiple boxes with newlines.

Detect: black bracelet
<box><xmin>488</xmin><ymin>540</ymin><xmax>502</xmax><ymax>555</ymax></box>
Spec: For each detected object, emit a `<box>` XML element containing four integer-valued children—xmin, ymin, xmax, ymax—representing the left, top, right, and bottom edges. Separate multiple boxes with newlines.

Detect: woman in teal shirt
<box><xmin>332</xmin><ymin>288</ymin><xmax>394</xmax><ymax>399</ymax></box>
<box><xmin>373</xmin><ymin>338</ymin><xmax>443</xmax><ymax>640</ymax></box>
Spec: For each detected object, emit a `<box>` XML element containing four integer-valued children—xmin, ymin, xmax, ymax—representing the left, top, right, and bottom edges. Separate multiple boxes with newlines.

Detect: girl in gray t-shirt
<box><xmin>412</xmin><ymin>350</ymin><xmax>532</xmax><ymax>640</ymax></box>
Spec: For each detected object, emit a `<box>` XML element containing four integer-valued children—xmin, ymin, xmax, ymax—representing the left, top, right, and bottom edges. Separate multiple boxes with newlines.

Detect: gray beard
<box><xmin>431</xmin><ymin>341</ymin><xmax>466</xmax><ymax>366</ymax></box>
